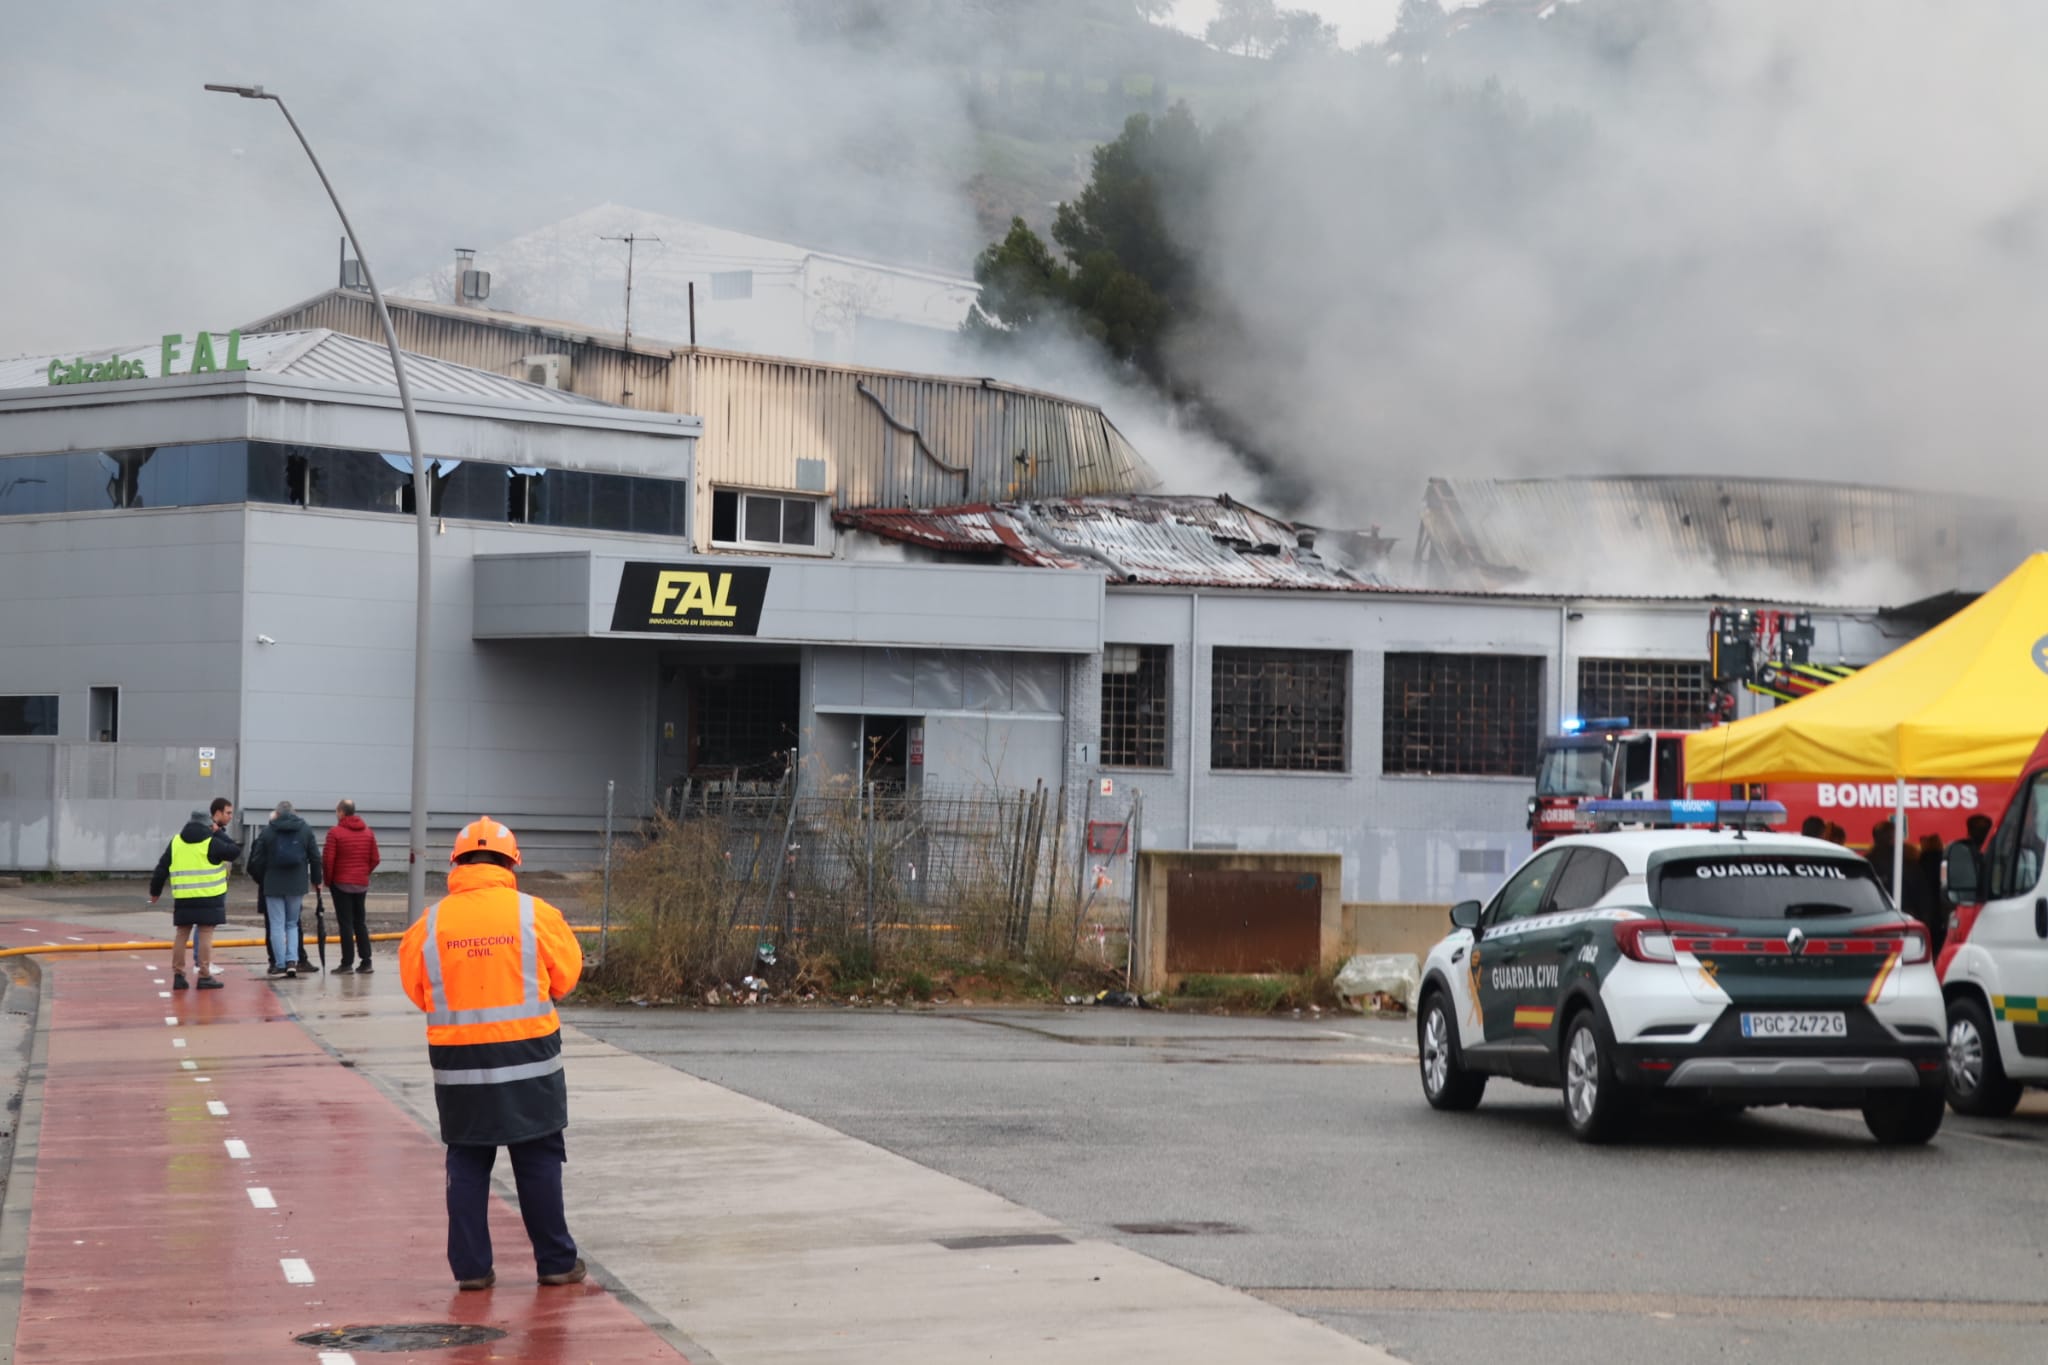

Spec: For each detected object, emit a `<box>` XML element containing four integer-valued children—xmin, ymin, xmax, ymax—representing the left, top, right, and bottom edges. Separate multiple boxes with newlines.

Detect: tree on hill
<box><xmin>1271</xmin><ymin>9</ymin><xmax>1340</xmax><ymax>61</ymax></box>
<box><xmin>965</xmin><ymin>104</ymin><xmax>1209</xmax><ymax>384</ymax></box>
<box><xmin>1206</xmin><ymin>0</ymin><xmax>1281</xmax><ymax>57</ymax></box>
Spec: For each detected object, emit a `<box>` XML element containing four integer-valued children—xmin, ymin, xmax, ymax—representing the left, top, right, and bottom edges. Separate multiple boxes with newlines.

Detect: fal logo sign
<box><xmin>46</xmin><ymin>330</ymin><xmax>253</xmax><ymax>387</ymax></box>
<box><xmin>610</xmin><ymin>562</ymin><xmax>770</xmax><ymax>635</ymax></box>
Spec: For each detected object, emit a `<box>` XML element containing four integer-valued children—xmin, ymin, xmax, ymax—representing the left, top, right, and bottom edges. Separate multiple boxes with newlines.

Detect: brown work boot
<box><xmin>456</xmin><ymin>1271</ymin><xmax>495</xmax><ymax>1291</ymax></box>
<box><xmin>537</xmin><ymin>1259</ymin><xmax>586</xmax><ymax>1286</ymax></box>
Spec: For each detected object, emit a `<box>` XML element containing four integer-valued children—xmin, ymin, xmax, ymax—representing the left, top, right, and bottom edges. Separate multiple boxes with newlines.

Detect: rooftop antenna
<box><xmin>599</xmin><ymin>232</ymin><xmax>661</xmax><ymax>351</ymax></box>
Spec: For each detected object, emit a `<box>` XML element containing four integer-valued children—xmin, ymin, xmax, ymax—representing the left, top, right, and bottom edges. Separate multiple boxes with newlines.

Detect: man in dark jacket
<box><xmin>148</xmin><ymin>797</ymin><xmax>239</xmax><ymax>990</ymax></box>
<box><xmin>323</xmin><ymin>800</ymin><xmax>382</xmax><ymax>973</ymax></box>
<box><xmin>248</xmin><ymin>801</ymin><xmax>323</xmax><ymax>978</ymax></box>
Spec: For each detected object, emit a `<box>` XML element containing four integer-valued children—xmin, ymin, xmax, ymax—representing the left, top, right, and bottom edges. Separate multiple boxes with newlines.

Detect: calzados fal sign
<box><xmin>610</xmin><ymin>562</ymin><xmax>770</xmax><ymax>636</ymax></box>
<box><xmin>46</xmin><ymin>330</ymin><xmax>254</xmax><ymax>387</ymax></box>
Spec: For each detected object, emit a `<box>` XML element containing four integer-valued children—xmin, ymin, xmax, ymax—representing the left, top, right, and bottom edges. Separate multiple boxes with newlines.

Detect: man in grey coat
<box><xmin>247</xmin><ymin>801</ymin><xmax>323</xmax><ymax>978</ymax></box>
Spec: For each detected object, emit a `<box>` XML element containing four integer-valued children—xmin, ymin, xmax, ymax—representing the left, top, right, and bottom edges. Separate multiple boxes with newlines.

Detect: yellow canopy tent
<box><xmin>1687</xmin><ymin>551</ymin><xmax>2048</xmax><ymax>892</ymax></box>
<box><xmin>1687</xmin><ymin>551</ymin><xmax>2048</xmax><ymax>786</ymax></box>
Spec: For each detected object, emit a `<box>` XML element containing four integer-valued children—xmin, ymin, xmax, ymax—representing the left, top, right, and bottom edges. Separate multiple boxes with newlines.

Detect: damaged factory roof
<box><xmin>1413</xmin><ymin>475</ymin><xmax>2048</xmax><ymax>602</ymax></box>
<box><xmin>836</xmin><ymin>494</ymin><xmax>1383</xmax><ymax>590</ymax></box>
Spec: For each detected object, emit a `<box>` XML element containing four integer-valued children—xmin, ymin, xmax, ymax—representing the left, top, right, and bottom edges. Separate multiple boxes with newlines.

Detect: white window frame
<box><xmin>710</xmin><ymin>487</ymin><xmax>831</xmax><ymax>556</ymax></box>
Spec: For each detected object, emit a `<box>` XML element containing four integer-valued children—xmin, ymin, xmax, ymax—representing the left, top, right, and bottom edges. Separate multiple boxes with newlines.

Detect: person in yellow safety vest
<box><xmin>399</xmin><ymin>816</ymin><xmax>587</xmax><ymax>1292</ymax></box>
<box><xmin>147</xmin><ymin>796</ymin><xmax>240</xmax><ymax>991</ymax></box>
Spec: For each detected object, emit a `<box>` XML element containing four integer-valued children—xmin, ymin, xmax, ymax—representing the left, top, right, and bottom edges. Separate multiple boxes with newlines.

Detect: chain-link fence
<box><xmin>595</xmin><ymin>774</ymin><xmax>1142</xmax><ymax>978</ymax></box>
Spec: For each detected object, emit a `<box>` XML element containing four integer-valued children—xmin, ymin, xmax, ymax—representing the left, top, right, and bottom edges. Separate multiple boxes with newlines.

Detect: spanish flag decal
<box><xmin>1864</xmin><ymin>951</ymin><xmax>1900</xmax><ymax>1005</ymax></box>
<box><xmin>1513</xmin><ymin>1005</ymin><xmax>1556</xmax><ymax>1030</ymax></box>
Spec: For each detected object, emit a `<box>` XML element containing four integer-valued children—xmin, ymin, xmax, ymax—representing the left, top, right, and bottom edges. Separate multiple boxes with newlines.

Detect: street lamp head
<box><xmin>203</xmin><ymin>83</ymin><xmax>271</xmax><ymax>100</ymax></box>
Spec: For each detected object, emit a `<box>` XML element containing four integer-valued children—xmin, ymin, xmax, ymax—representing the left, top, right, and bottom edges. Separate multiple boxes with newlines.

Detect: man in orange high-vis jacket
<box><xmin>399</xmin><ymin>817</ymin><xmax>586</xmax><ymax>1291</ymax></box>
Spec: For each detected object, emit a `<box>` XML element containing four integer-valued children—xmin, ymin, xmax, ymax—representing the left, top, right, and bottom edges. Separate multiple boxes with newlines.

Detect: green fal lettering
<box><xmin>158</xmin><ymin>330</ymin><xmax>251</xmax><ymax>377</ymax></box>
<box><xmin>46</xmin><ymin>331</ymin><xmax>252</xmax><ymax>387</ymax></box>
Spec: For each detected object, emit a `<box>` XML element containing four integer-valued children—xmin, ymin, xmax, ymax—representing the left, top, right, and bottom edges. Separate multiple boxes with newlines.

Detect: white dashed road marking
<box><xmin>281</xmin><ymin>1258</ymin><xmax>314</xmax><ymax>1284</ymax></box>
<box><xmin>163</xmin><ymin>1016</ymin><xmax>178</xmax><ymax>1026</ymax></box>
<box><xmin>224</xmin><ymin>1139</ymin><xmax>250</xmax><ymax>1159</ymax></box>
<box><xmin>172</xmin><ymin>1038</ymin><xmax>186</xmax><ymax>1048</ymax></box>
<box><xmin>247</xmin><ymin>1187</ymin><xmax>277</xmax><ymax>1209</ymax></box>
<box><xmin>180</xmin><ymin>1060</ymin><xmax>196</xmax><ymax>1070</ymax></box>
<box><xmin>207</xmin><ymin>1100</ymin><xmax>228</xmax><ymax>1117</ymax></box>
<box><xmin>158</xmin><ymin>992</ymin><xmax>170</xmax><ymax>999</ymax></box>
<box><xmin>318</xmin><ymin>1352</ymin><xmax>356</xmax><ymax>1365</ymax></box>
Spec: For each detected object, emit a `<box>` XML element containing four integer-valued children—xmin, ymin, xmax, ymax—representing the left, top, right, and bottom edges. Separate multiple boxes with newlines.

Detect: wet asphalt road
<box><xmin>573</xmin><ymin>1003</ymin><xmax>2048</xmax><ymax>1365</ymax></box>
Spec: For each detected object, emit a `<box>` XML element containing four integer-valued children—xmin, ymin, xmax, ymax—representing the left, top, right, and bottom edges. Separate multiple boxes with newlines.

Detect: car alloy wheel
<box><xmin>1566</xmin><ymin>1025</ymin><xmax>1600</xmax><ymax>1128</ymax></box>
<box><xmin>1947</xmin><ymin>1013</ymin><xmax>1986</xmax><ymax>1099</ymax></box>
<box><xmin>1422</xmin><ymin>1005</ymin><xmax>1451</xmax><ymax>1097</ymax></box>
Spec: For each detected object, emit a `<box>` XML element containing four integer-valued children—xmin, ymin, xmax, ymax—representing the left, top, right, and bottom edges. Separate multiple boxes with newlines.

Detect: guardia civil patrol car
<box><xmin>1416</xmin><ymin>801</ymin><xmax>1948</xmax><ymax>1144</ymax></box>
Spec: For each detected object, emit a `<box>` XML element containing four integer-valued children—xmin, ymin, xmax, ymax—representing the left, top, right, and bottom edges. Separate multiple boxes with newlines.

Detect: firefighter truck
<box><xmin>1530</xmin><ymin>607</ymin><xmax>2008</xmax><ymax>847</ymax></box>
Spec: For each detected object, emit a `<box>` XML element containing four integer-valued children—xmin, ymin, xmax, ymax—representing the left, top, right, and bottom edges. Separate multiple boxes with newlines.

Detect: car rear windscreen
<box><xmin>1649</xmin><ymin>855</ymin><xmax>1892</xmax><ymax>919</ymax></box>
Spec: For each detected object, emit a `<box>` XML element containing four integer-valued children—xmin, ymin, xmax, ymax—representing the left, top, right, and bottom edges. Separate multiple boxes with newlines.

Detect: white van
<box><xmin>1938</xmin><ymin>734</ymin><xmax>2048</xmax><ymax>1115</ymax></box>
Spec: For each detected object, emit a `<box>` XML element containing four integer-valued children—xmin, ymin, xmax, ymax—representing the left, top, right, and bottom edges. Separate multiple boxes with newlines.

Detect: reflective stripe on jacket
<box><xmin>168</xmin><ymin>834</ymin><xmax>229</xmax><ymax>900</ymax></box>
<box><xmin>398</xmin><ymin>863</ymin><xmax>584</xmax><ymax>1146</ymax></box>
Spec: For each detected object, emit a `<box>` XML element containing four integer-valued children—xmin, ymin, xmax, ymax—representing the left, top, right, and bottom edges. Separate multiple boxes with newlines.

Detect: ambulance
<box><xmin>1936</xmin><ymin>727</ymin><xmax>2048</xmax><ymax>1116</ymax></box>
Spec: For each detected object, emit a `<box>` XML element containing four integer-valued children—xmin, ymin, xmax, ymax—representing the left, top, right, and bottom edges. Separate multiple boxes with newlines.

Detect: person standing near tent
<box><xmin>400</xmin><ymin>817</ymin><xmax>586</xmax><ymax>1291</ymax></box>
<box><xmin>148</xmin><ymin>797</ymin><xmax>239</xmax><ymax>991</ymax></box>
<box><xmin>1869</xmin><ymin>819</ymin><xmax>1899</xmax><ymax>897</ymax></box>
<box><xmin>1916</xmin><ymin>833</ymin><xmax>1948</xmax><ymax>951</ymax></box>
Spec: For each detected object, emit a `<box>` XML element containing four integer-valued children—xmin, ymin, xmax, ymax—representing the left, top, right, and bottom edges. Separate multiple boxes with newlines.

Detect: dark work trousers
<box><xmin>445</xmin><ymin>1131</ymin><xmax>578</xmax><ymax>1281</ymax></box>
<box><xmin>330</xmin><ymin>889</ymin><xmax>371</xmax><ymax>967</ymax></box>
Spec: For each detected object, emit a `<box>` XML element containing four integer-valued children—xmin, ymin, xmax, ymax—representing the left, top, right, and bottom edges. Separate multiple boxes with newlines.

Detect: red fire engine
<box><xmin>1530</xmin><ymin>607</ymin><xmax>2010</xmax><ymax>847</ymax></box>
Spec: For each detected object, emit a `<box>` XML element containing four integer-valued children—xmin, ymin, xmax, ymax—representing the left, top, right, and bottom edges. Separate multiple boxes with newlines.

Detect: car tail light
<box><xmin>1614</xmin><ymin>921</ymin><xmax>1677</xmax><ymax>963</ymax></box>
<box><xmin>1898</xmin><ymin>925</ymin><xmax>1929</xmax><ymax>965</ymax></box>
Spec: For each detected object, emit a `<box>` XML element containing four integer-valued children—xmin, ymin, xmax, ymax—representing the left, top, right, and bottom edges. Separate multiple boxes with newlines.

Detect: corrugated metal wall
<box><xmin>251</xmin><ymin>292</ymin><xmax>1156</xmax><ymax>549</ymax></box>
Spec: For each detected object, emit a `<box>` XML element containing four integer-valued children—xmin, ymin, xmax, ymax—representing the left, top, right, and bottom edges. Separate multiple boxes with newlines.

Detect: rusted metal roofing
<box><xmin>837</xmin><ymin>495</ymin><xmax>1382</xmax><ymax>590</ymax></box>
<box><xmin>247</xmin><ymin>290</ymin><xmax>1160</xmax><ymax>550</ymax></box>
<box><xmin>1414</xmin><ymin>476</ymin><xmax>2039</xmax><ymax>599</ymax></box>
<box><xmin>1</xmin><ymin>329</ymin><xmax>616</xmax><ymax>409</ymax></box>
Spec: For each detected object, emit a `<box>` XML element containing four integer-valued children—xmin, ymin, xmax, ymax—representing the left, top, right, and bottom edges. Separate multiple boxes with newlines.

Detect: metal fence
<box><xmin>597</xmin><ymin>777</ymin><xmax>1142</xmax><ymax>968</ymax></box>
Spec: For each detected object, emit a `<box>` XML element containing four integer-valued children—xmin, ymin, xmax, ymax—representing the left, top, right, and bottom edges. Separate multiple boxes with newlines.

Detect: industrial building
<box><xmin>0</xmin><ymin>283</ymin><xmax>1989</xmax><ymax>901</ymax></box>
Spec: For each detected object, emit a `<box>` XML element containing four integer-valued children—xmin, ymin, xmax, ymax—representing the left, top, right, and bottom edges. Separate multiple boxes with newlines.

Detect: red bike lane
<box><xmin>14</xmin><ymin>951</ymin><xmax>685</xmax><ymax>1364</ymax></box>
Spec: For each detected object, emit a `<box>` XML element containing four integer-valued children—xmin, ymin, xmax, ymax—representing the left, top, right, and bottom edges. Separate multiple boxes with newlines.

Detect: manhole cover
<box><xmin>296</xmin><ymin>1324</ymin><xmax>507</xmax><ymax>1353</ymax></box>
<box><xmin>1113</xmin><ymin>1221</ymin><xmax>1246</xmax><ymax>1236</ymax></box>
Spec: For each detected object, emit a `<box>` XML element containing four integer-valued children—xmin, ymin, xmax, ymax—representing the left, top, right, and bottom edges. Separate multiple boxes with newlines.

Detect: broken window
<box><xmin>1576</xmin><ymin>658</ymin><xmax>1712</xmax><ymax>731</ymax></box>
<box><xmin>1382</xmin><ymin>653</ymin><xmax>1541</xmax><ymax>777</ymax></box>
<box><xmin>1210</xmin><ymin>648</ymin><xmax>1348</xmax><ymax>772</ymax></box>
<box><xmin>1100</xmin><ymin>644</ymin><xmax>1169</xmax><ymax>768</ymax></box>
<box><xmin>689</xmin><ymin>663</ymin><xmax>799</xmax><ymax>780</ymax></box>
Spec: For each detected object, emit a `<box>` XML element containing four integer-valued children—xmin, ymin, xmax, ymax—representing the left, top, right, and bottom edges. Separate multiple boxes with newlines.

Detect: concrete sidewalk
<box><xmin>0</xmin><ymin>894</ymin><xmax>1406</xmax><ymax>1364</ymax></box>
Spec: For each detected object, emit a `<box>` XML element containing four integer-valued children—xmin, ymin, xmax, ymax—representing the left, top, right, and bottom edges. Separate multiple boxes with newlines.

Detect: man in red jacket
<box><xmin>323</xmin><ymin>799</ymin><xmax>382</xmax><ymax>973</ymax></box>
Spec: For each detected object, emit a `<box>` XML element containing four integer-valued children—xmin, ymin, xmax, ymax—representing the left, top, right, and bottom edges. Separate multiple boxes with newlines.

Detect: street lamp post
<box><xmin>207</xmin><ymin>83</ymin><xmax>434</xmax><ymax>923</ymax></box>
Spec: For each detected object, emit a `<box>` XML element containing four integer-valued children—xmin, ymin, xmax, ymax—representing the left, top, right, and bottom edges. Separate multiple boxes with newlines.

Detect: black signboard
<box><xmin>609</xmin><ymin>562</ymin><xmax>771</xmax><ymax>635</ymax></box>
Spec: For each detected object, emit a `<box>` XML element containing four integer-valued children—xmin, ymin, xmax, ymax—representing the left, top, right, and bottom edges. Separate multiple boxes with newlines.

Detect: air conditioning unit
<box><xmin>522</xmin><ymin>354</ymin><xmax>569</xmax><ymax>389</ymax></box>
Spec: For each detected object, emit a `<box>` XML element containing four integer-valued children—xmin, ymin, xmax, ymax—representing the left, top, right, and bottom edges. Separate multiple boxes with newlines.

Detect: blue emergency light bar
<box><xmin>1560</xmin><ymin>716</ymin><xmax>1631</xmax><ymax>735</ymax></box>
<box><xmin>1581</xmin><ymin>799</ymin><xmax>1786</xmax><ymax>828</ymax></box>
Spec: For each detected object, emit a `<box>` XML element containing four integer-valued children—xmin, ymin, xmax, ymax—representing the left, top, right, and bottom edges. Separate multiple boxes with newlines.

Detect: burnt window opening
<box><xmin>1101</xmin><ymin>644</ymin><xmax>1169</xmax><ymax>768</ymax></box>
<box><xmin>689</xmin><ymin>663</ymin><xmax>799</xmax><ymax>780</ymax></box>
<box><xmin>1210</xmin><ymin>648</ymin><xmax>1348</xmax><ymax>773</ymax></box>
<box><xmin>1577</xmin><ymin>657</ymin><xmax>1713</xmax><ymax>731</ymax></box>
<box><xmin>1382</xmin><ymin>653</ymin><xmax>1542</xmax><ymax>777</ymax></box>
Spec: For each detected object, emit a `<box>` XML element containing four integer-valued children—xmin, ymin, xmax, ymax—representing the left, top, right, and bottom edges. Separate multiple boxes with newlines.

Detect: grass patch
<box><xmin>1173</xmin><ymin>970</ymin><xmax>1335</xmax><ymax>1013</ymax></box>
